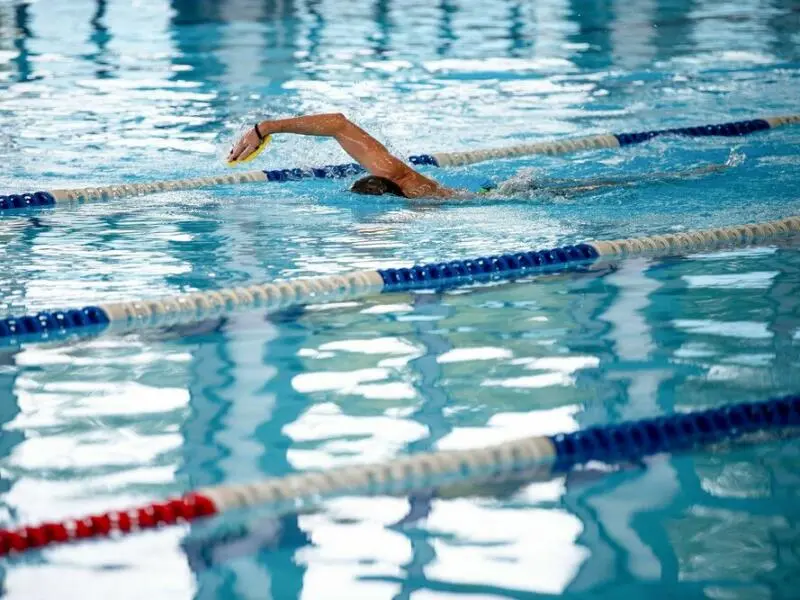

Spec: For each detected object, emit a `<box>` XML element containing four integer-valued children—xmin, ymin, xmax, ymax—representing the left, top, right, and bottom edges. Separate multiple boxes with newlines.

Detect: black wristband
<box><xmin>254</xmin><ymin>123</ymin><xmax>265</xmax><ymax>141</ymax></box>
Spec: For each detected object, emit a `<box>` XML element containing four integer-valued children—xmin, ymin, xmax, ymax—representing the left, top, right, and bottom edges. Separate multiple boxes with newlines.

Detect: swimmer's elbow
<box><xmin>328</xmin><ymin>112</ymin><xmax>350</xmax><ymax>132</ymax></box>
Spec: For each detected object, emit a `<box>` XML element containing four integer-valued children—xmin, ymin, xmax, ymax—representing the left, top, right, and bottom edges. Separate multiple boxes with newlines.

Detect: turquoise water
<box><xmin>1</xmin><ymin>0</ymin><xmax>800</xmax><ymax>597</ymax></box>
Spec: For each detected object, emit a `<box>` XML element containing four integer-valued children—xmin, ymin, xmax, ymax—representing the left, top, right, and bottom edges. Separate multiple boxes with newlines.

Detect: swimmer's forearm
<box><xmin>257</xmin><ymin>113</ymin><xmax>351</xmax><ymax>138</ymax></box>
<box><xmin>228</xmin><ymin>113</ymin><xmax>379</xmax><ymax>165</ymax></box>
<box><xmin>258</xmin><ymin>113</ymin><xmax>393</xmax><ymax>156</ymax></box>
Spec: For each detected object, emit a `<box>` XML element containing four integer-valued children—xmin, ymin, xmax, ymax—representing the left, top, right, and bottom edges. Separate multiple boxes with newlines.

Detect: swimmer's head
<box><xmin>350</xmin><ymin>176</ymin><xmax>407</xmax><ymax>197</ymax></box>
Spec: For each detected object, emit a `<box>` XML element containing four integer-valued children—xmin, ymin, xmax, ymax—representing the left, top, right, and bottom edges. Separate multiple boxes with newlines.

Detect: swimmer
<box><xmin>227</xmin><ymin>113</ymin><xmax>730</xmax><ymax>199</ymax></box>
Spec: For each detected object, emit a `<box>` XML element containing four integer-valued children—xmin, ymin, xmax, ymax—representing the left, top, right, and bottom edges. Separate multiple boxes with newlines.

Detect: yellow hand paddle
<box><xmin>227</xmin><ymin>124</ymin><xmax>272</xmax><ymax>166</ymax></box>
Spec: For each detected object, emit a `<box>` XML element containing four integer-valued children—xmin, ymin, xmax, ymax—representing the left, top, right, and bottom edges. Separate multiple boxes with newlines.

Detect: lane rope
<box><xmin>2</xmin><ymin>115</ymin><xmax>798</xmax><ymax>210</ymax></box>
<box><xmin>1</xmin><ymin>393</ymin><xmax>797</xmax><ymax>556</ymax></box>
<box><xmin>1</xmin><ymin>215</ymin><xmax>798</xmax><ymax>346</ymax></box>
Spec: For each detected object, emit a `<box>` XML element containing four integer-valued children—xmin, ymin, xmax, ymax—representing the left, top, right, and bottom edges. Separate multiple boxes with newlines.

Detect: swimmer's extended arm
<box><xmin>228</xmin><ymin>113</ymin><xmax>450</xmax><ymax>198</ymax></box>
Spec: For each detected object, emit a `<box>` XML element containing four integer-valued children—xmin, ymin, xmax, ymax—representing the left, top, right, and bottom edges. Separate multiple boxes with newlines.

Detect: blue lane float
<box><xmin>377</xmin><ymin>243</ymin><xmax>599</xmax><ymax>291</ymax></box>
<box><xmin>0</xmin><ymin>192</ymin><xmax>56</xmax><ymax>210</ymax></box>
<box><xmin>0</xmin><ymin>307</ymin><xmax>110</xmax><ymax>342</ymax></box>
<box><xmin>2</xmin><ymin>114</ymin><xmax>798</xmax><ymax>211</ymax></box>
<box><xmin>550</xmin><ymin>394</ymin><xmax>800</xmax><ymax>470</ymax></box>
<box><xmin>613</xmin><ymin>117</ymin><xmax>772</xmax><ymax>146</ymax></box>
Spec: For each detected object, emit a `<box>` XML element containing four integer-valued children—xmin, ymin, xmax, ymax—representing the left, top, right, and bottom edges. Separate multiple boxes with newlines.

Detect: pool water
<box><xmin>2</xmin><ymin>0</ymin><xmax>800</xmax><ymax>597</ymax></box>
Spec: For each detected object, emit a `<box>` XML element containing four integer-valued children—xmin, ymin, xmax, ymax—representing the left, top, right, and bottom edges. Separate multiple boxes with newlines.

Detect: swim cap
<box><xmin>477</xmin><ymin>180</ymin><xmax>497</xmax><ymax>195</ymax></box>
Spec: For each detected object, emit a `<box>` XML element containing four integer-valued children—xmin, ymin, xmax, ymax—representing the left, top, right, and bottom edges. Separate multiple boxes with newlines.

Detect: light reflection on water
<box><xmin>1</xmin><ymin>0</ymin><xmax>800</xmax><ymax>598</ymax></box>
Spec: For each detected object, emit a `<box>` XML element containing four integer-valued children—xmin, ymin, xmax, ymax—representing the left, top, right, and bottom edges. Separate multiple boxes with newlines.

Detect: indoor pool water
<box><xmin>2</xmin><ymin>0</ymin><xmax>800</xmax><ymax>598</ymax></box>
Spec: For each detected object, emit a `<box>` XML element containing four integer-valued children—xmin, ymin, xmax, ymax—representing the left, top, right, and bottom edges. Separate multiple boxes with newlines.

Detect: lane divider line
<box><xmin>1</xmin><ymin>393</ymin><xmax>797</xmax><ymax>556</ymax></box>
<box><xmin>1</xmin><ymin>215</ymin><xmax>798</xmax><ymax>346</ymax></box>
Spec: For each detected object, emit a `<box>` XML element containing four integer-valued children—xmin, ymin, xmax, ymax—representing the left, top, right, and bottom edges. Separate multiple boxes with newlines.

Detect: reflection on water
<box><xmin>1</xmin><ymin>0</ymin><xmax>800</xmax><ymax>598</ymax></box>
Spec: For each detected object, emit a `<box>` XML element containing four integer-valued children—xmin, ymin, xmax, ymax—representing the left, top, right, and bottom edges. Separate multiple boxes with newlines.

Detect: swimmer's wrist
<box><xmin>253</xmin><ymin>122</ymin><xmax>266</xmax><ymax>141</ymax></box>
<box><xmin>255</xmin><ymin>119</ymin><xmax>274</xmax><ymax>136</ymax></box>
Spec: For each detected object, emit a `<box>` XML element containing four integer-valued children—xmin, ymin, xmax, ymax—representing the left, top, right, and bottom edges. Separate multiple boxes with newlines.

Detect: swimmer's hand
<box><xmin>227</xmin><ymin>123</ymin><xmax>271</xmax><ymax>164</ymax></box>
